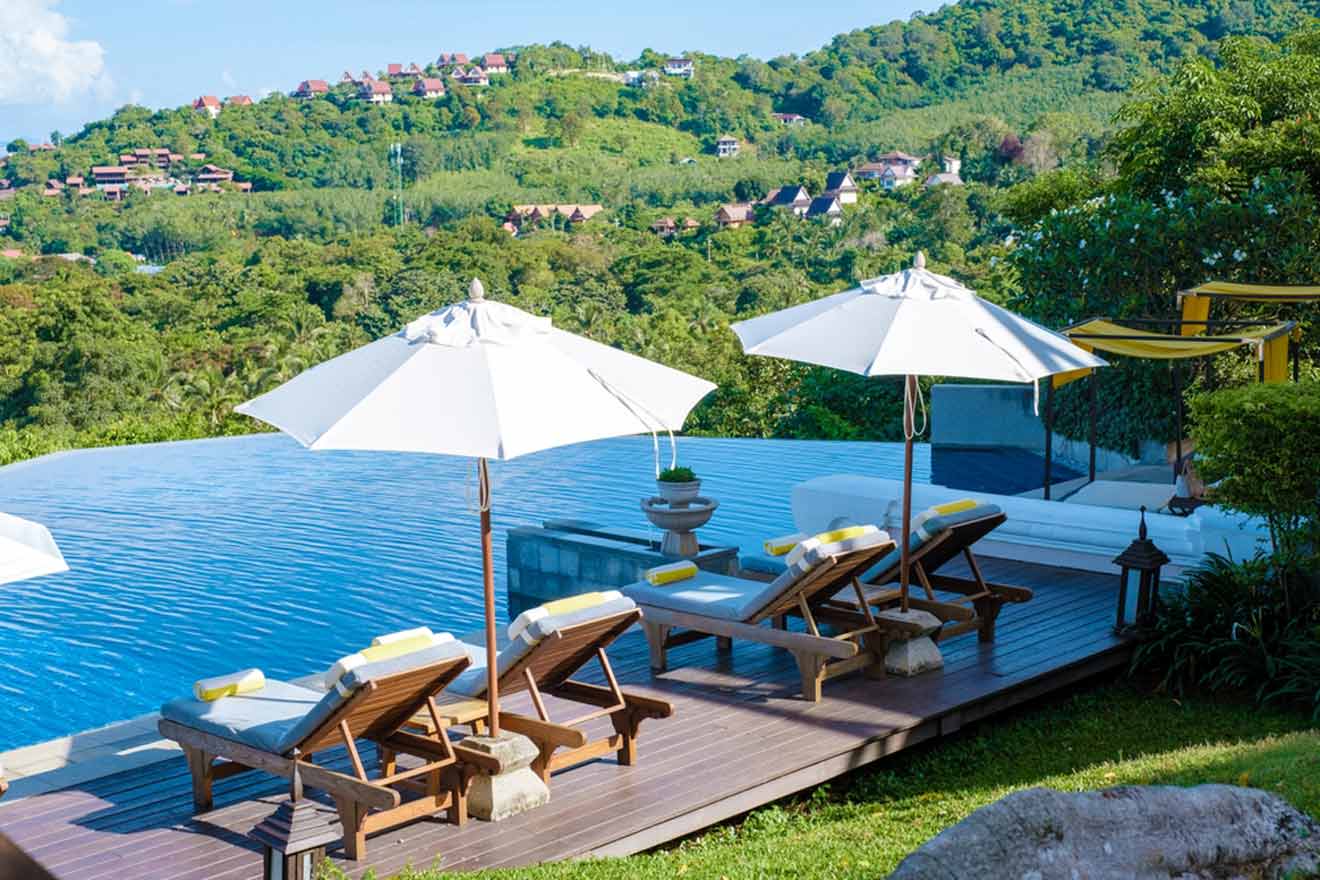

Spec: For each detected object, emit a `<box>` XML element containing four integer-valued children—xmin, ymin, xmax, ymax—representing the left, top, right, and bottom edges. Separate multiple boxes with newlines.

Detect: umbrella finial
<box><xmin>469</xmin><ymin>278</ymin><xmax>486</xmax><ymax>302</ymax></box>
<box><xmin>914</xmin><ymin>251</ymin><xmax>926</xmax><ymax>270</ymax></box>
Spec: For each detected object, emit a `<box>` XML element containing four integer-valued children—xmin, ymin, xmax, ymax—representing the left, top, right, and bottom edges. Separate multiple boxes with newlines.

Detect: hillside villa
<box><xmin>806</xmin><ymin>194</ymin><xmax>844</xmax><ymax>223</ymax></box>
<box><xmin>856</xmin><ymin>150</ymin><xmax>924</xmax><ymax>189</ymax></box>
<box><xmin>225</xmin><ymin>95</ymin><xmax>253</xmax><ymax>107</ymax></box>
<box><xmin>715</xmin><ymin>202</ymin><xmax>755</xmax><ymax>228</ymax></box>
<box><xmin>482</xmin><ymin>53</ymin><xmax>509</xmax><ymax>74</ymax></box>
<box><xmin>506</xmin><ymin>203</ymin><xmax>605</xmax><ymax>229</ymax></box>
<box><xmin>716</xmin><ymin>135</ymin><xmax>740</xmax><ymax>157</ymax></box>
<box><xmin>293</xmin><ymin>79</ymin><xmax>329</xmax><ymax>98</ymax></box>
<box><xmin>762</xmin><ymin>184</ymin><xmax>812</xmax><ymax>216</ymax></box>
<box><xmin>650</xmin><ymin>216</ymin><xmax>701</xmax><ymax>236</ymax></box>
<box><xmin>824</xmin><ymin>170</ymin><xmax>859</xmax><ymax>204</ymax></box>
<box><xmin>412</xmin><ymin>78</ymin><xmax>446</xmax><ymax>98</ymax></box>
<box><xmin>359</xmin><ymin>80</ymin><xmax>394</xmax><ymax>103</ymax></box>
<box><xmin>773</xmin><ymin>112</ymin><xmax>808</xmax><ymax>126</ymax></box>
<box><xmin>664</xmin><ymin>57</ymin><xmax>695</xmax><ymax>78</ymax></box>
<box><xmin>925</xmin><ymin>156</ymin><xmax>965</xmax><ymax>187</ymax></box>
<box><xmin>192</xmin><ymin>95</ymin><xmax>222</xmax><ymax>119</ymax></box>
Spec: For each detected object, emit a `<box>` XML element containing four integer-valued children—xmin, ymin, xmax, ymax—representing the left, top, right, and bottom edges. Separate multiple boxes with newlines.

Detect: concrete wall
<box><xmin>506</xmin><ymin>520</ymin><xmax>738</xmax><ymax>616</ymax></box>
<box><xmin>930</xmin><ymin>383</ymin><xmax>1159</xmax><ymax>470</ymax></box>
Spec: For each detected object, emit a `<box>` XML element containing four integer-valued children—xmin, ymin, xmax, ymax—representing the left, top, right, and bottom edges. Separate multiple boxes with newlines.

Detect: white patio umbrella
<box><xmin>237</xmin><ymin>279</ymin><xmax>715</xmax><ymax>735</ymax></box>
<box><xmin>731</xmin><ymin>252</ymin><xmax>1106</xmax><ymax>611</ymax></box>
<box><xmin>0</xmin><ymin>510</ymin><xmax>68</xmax><ymax>586</ymax></box>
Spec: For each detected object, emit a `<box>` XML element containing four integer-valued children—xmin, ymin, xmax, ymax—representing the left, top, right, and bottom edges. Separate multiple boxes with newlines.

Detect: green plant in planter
<box><xmin>658</xmin><ymin>466</ymin><xmax>697</xmax><ymax>483</ymax></box>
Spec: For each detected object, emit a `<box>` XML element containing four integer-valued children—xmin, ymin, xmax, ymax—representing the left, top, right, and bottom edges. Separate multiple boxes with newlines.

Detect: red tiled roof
<box><xmin>413</xmin><ymin>78</ymin><xmax>445</xmax><ymax>93</ymax></box>
<box><xmin>483</xmin><ymin>53</ymin><xmax>506</xmax><ymax>67</ymax></box>
<box><xmin>226</xmin><ymin>95</ymin><xmax>253</xmax><ymax>106</ymax></box>
<box><xmin>194</xmin><ymin>95</ymin><xmax>221</xmax><ymax>108</ymax></box>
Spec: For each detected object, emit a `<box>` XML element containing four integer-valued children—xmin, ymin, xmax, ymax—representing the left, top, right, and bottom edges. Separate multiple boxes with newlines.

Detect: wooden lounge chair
<box><xmin>158</xmin><ymin>641</ymin><xmax>497</xmax><ymax>860</ymax></box>
<box><xmin>623</xmin><ymin>526</ymin><xmax>901</xmax><ymax>701</ymax></box>
<box><xmin>408</xmin><ymin>594</ymin><xmax>672</xmax><ymax>782</ymax></box>
<box><xmin>851</xmin><ymin>503</ymin><xmax>1033</xmax><ymax>641</ymax></box>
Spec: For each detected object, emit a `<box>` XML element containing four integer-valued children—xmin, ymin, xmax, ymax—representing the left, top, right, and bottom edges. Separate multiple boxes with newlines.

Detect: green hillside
<box><xmin>3</xmin><ymin>0</ymin><xmax>1320</xmax><ymax>464</ymax></box>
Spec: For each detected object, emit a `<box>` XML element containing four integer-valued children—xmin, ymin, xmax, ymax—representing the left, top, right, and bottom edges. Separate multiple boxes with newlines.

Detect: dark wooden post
<box><xmin>900</xmin><ymin>374</ymin><xmax>916</xmax><ymax>614</ymax></box>
<box><xmin>1088</xmin><ymin>372</ymin><xmax>1097</xmax><ymax>483</ymax></box>
<box><xmin>1042</xmin><ymin>379</ymin><xmax>1054</xmax><ymax>500</ymax></box>
<box><xmin>478</xmin><ymin>458</ymin><xmax>500</xmax><ymax>738</ymax></box>
<box><xmin>1172</xmin><ymin>362</ymin><xmax>1183</xmax><ymax>474</ymax></box>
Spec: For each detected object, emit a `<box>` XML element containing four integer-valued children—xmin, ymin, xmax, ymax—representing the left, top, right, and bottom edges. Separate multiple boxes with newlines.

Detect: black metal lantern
<box><xmin>250</xmin><ymin>758</ymin><xmax>341</xmax><ymax>880</ymax></box>
<box><xmin>1112</xmin><ymin>506</ymin><xmax>1169</xmax><ymax>634</ymax></box>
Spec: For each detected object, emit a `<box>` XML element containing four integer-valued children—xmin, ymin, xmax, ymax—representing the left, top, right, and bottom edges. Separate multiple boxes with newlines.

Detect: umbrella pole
<box><xmin>478</xmin><ymin>457</ymin><xmax>500</xmax><ymax>738</ymax></box>
<box><xmin>900</xmin><ymin>374</ymin><xmax>915</xmax><ymax>614</ymax></box>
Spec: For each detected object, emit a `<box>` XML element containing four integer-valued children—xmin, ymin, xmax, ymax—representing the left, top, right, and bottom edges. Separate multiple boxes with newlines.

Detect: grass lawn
<box><xmin>334</xmin><ymin>682</ymin><xmax>1319</xmax><ymax>880</ymax></box>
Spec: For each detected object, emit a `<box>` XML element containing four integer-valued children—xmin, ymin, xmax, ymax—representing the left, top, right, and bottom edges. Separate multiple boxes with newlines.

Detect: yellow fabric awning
<box><xmin>1063</xmin><ymin>319</ymin><xmax>1293</xmax><ymax>360</ymax></box>
<box><xmin>1185</xmin><ymin>281</ymin><xmax>1320</xmax><ymax>302</ymax></box>
<box><xmin>1051</xmin><ymin>340</ymin><xmax>1096</xmax><ymax>389</ymax></box>
<box><xmin>1178</xmin><ymin>293</ymin><xmax>1212</xmax><ymax>336</ymax></box>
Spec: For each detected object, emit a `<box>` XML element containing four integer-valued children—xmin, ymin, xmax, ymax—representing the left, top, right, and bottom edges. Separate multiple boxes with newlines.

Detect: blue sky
<box><xmin>2</xmin><ymin>0</ymin><xmax>927</xmax><ymax>145</ymax></box>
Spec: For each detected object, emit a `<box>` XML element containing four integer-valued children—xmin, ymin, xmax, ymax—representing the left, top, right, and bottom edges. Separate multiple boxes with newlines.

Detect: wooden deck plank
<box><xmin>0</xmin><ymin>558</ymin><xmax>1132</xmax><ymax>879</ymax></box>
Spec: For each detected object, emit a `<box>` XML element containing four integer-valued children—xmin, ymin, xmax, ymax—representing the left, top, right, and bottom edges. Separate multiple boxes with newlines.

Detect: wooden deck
<box><xmin>0</xmin><ymin>557</ymin><xmax>1129</xmax><ymax>879</ymax></box>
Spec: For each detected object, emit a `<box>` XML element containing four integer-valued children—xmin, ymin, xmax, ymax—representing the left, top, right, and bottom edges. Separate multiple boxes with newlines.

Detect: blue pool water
<box><xmin>0</xmin><ymin>434</ymin><xmax>1046</xmax><ymax>750</ymax></box>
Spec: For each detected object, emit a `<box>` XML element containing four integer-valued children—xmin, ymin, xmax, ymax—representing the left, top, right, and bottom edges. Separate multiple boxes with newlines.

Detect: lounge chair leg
<box><xmin>641</xmin><ymin>620</ymin><xmax>670</xmax><ymax>672</ymax></box>
<box><xmin>715</xmin><ymin>636</ymin><xmax>732</xmax><ymax>653</ymax></box>
<box><xmin>791</xmin><ymin>652</ymin><xmax>825</xmax><ymax>702</ymax></box>
<box><xmin>378</xmin><ymin>745</ymin><xmax>397</xmax><ymax>778</ymax></box>
<box><xmin>610</xmin><ymin>709</ymin><xmax>641</xmax><ymax>767</ymax></box>
<box><xmin>335</xmin><ymin>799</ymin><xmax>368</xmax><ymax>860</ymax></box>
<box><xmin>445</xmin><ymin>765</ymin><xmax>473</xmax><ymax>826</ymax></box>
<box><xmin>861</xmin><ymin>632</ymin><xmax>888</xmax><ymax>679</ymax></box>
<box><xmin>182</xmin><ymin>746</ymin><xmax>214</xmax><ymax>812</ymax></box>
<box><xmin>773</xmin><ymin>614</ymin><xmax>787</xmax><ymax>630</ymax></box>
<box><xmin>974</xmin><ymin>597</ymin><xmax>1002</xmax><ymax>642</ymax></box>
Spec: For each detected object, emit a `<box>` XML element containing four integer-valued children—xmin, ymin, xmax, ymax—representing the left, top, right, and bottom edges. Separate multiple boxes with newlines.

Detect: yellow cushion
<box><xmin>360</xmin><ymin>633</ymin><xmax>435</xmax><ymax>663</ymax></box>
<box><xmin>931</xmin><ymin>498</ymin><xmax>978</xmax><ymax>516</ymax></box>
<box><xmin>372</xmin><ymin>626</ymin><xmax>434</xmax><ymax>647</ymax></box>
<box><xmin>194</xmin><ymin>668</ymin><xmax>265</xmax><ymax>702</ymax></box>
<box><xmin>542</xmin><ymin>591</ymin><xmax>611</xmax><ymax>616</ymax></box>
<box><xmin>507</xmin><ymin>590</ymin><xmax>621</xmax><ymax>644</ymax></box>
<box><xmin>324</xmin><ymin>633</ymin><xmax>440</xmax><ymax>694</ymax></box>
<box><xmin>786</xmin><ymin>525</ymin><xmax>870</xmax><ymax>567</ymax></box>
<box><xmin>644</xmin><ymin>561</ymin><xmax>699</xmax><ymax>586</ymax></box>
<box><xmin>763</xmin><ymin>532</ymin><xmax>806</xmax><ymax>556</ymax></box>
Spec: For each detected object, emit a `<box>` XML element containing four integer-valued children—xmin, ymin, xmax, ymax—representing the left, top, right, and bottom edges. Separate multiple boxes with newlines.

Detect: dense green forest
<box><xmin>3</xmin><ymin>0</ymin><xmax>1320</xmax><ymax>464</ymax></box>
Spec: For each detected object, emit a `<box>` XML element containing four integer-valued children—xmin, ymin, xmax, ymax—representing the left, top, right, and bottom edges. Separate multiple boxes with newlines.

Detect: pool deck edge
<box><xmin>0</xmin><ymin>673</ymin><xmax>325</xmax><ymax>805</ymax></box>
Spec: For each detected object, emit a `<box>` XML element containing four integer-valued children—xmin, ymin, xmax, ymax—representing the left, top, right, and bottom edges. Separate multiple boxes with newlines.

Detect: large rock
<box><xmin>890</xmin><ymin>785</ymin><xmax>1320</xmax><ymax>880</ymax></box>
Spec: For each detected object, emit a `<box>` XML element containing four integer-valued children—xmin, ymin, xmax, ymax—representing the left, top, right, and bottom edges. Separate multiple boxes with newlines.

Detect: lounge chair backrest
<box><xmin>502</xmin><ymin>607</ymin><xmax>640</xmax><ymax>695</ymax></box>
<box><xmin>749</xmin><ymin>527</ymin><xmax>894</xmax><ymax>622</ymax></box>
<box><xmin>911</xmin><ymin>506</ymin><xmax>1004</xmax><ymax>572</ymax></box>
<box><xmin>862</xmin><ymin>504</ymin><xmax>1005</xmax><ymax>584</ymax></box>
<box><xmin>287</xmin><ymin>641</ymin><xmax>470</xmax><ymax>754</ymax></box>
<box><xmin>455</xmin><ymin>596</ymin><xmax>640</xmax><ymax>699</ymax></box>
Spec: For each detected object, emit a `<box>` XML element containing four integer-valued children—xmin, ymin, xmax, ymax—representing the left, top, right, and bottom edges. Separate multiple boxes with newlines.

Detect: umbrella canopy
<box><xmin>733</xmin><ymin>252</ymin><xmax>1105</xmax><ymax>383</ymax></box>
<box><xmin>731</xmin><ymin>252</ymin><xmax>1106</xmax><ymax>615</ymax></box>
<box><xmin>239</xmin><ymin>287</ymin><xmax>713</xmax><ymax>459</ymax></box>
<box><xmin>0</xmin><ymin>511</ymin><xmax>68</xmax><ymax>586</ymax></box>
<box><xmin>238</xmin><ymin>279</ymin><xmax>716</xmax><ymax>736</ymax></box>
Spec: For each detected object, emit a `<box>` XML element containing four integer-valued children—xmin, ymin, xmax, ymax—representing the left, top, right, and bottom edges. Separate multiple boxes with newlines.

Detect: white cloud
<box><xmin>220</xmin><ymin>69</ymin><xmax>237</xmax><ymax>90</ymax></box>
<box><xmin>0</xmin><ymin>0</ymin><xmax>110</xmax><ymax>105</ymax></box>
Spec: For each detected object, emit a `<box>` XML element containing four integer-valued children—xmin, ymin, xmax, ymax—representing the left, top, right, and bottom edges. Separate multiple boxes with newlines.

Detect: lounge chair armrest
<box><xmin>451</xmin><ymin>744</ymin><xmax>503</xmax><ymax>773</ymax></box>
<box><xmin>499</xmin><ymin>713</ymin><xmax>589</xmax><ymax>749</ymax></box>
<box><xmin>552</xmin><ymin>680</ymin><xmax>673</xmax><ymax>719</ymax></box>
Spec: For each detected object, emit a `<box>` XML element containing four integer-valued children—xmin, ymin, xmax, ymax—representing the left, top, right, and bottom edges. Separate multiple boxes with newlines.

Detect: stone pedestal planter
<box><xmin>877</xmin><ymin>608</ymin><xmax>944</xmax><ymax>676</ymax></box>
<box><xmin>640</xmin><ymin>496</ymin><xmax>718</xmax><ymax>558</ymax></box>
<box><xmin>460</xmin><ymin>731</ymin><xmax>550</xmax><ymax>821</ymax></box>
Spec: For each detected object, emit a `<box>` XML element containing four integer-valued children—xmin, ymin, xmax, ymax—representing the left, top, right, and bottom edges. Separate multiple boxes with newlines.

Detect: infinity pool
<box><xmin>0</xmin><ymin>434</ymin><xmax>1053</xmax><ymax>750</ymax></box>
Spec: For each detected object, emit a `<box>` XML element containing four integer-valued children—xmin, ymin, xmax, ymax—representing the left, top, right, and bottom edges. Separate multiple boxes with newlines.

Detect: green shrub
<box><xmin>657</xmin><ymin>465</ymin><xmax>697</xmax><ymax>483</ymax></box>
<box><xmin>1189</xmin><ymin>381</ymin><xmax>1320</xmax><ymax>554</ymax></box>
<box><xmin>1134</xmin><ymin>552</ymin><xmax>1320</xmax><ymax>719</ymax></box>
